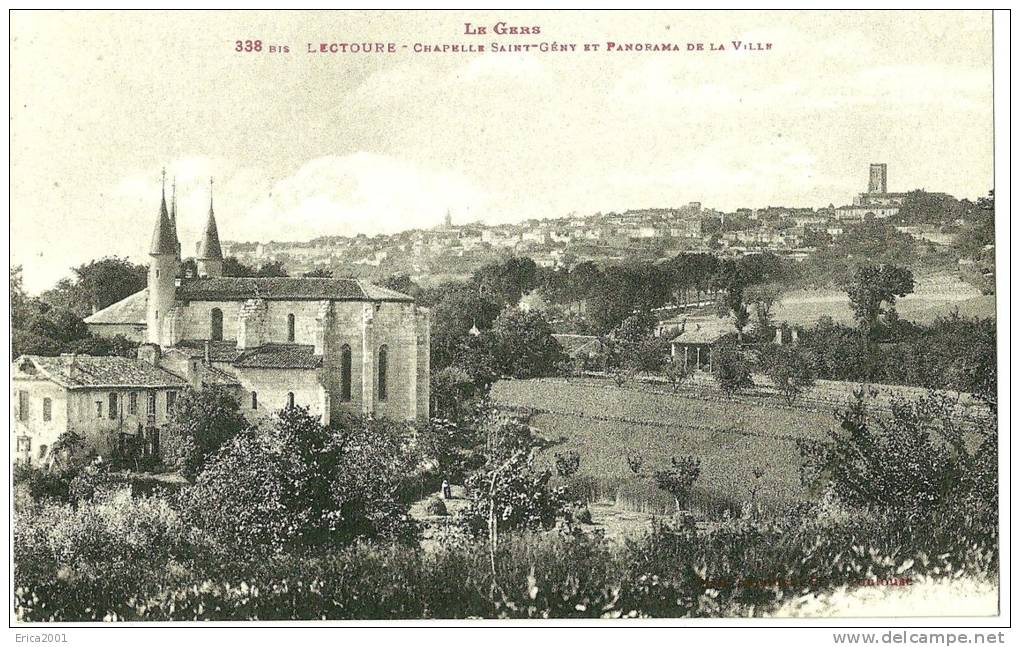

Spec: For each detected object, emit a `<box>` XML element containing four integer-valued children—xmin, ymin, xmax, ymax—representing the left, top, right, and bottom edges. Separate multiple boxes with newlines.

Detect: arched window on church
<box><xmin>287</xmin><ymin>313</ymin><xmax>296</xmax><ymax>342</ymax></box>
<box><xmin>211</xmin><ymin>308</ymin><xmax>223</xmax><ymax>341</ymax></box>
<box><xmin>287</xmin><ymin>392</ymin><xmax>295</xmax><ymax>408</ymax></box>
<box><xmin>377</xmin><ymin>345</ymin><xmax>388</xmax><ymax>401</ymax></box>
<box><xmin>340</xmin><ymin>345</ymin><xmax>352</xmax><ymax>402</ymax></box>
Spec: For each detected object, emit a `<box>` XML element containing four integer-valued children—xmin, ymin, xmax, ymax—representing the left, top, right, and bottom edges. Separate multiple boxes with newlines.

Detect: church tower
<box><xmin>147</xmin><ymin>170</ymin><xmax>179</xmax><ymax>346</ymax></box>
<box><xmin>196</xmin><ymin>178</ymin><xmax>224</xmax><ymax>278</ymax></box>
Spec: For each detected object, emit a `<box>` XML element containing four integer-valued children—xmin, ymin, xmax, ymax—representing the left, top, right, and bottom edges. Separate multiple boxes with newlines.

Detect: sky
<box><xmin>11</xmin><ymin>10</ymin><xmax>993</xmax><ymax>294</ymax></box>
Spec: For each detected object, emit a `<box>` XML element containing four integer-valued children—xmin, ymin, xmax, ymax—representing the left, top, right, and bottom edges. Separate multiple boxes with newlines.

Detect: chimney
<box><xmin>137</xmin><ymin>343</ymin><xmax>161</xmax><ymax>366</ymax></box>
<box><xmin>61</xmin><ymin>353</ymin><xmax>78</xmax><ymax>380</ymax></box>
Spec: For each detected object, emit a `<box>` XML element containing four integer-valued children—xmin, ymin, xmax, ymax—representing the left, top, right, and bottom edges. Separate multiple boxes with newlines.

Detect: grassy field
<box><xmin>773</xmin><ymin>272</ymin><xmax>987</xmax><ymax>326</ymax></box>
<box><xmin>491</xmin><ymin>379</ymin><xmax>837</xmax><ymax>517</ymax></box>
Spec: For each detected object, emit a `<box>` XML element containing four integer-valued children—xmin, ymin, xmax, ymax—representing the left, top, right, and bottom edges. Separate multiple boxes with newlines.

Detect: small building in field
<box><xmin>553</xmin><ymin>334</ymin><xmax>607</xmax><ymax>363</ymax></box>
<box><xmin>11</xmin><ymin>353</ymin><xmax>195</xmax><ymax>465</ymax></box>
<box><xmin>668</xmin><ymin>319</ymin><xmax>733</xmax><ymax>371</ymax></box>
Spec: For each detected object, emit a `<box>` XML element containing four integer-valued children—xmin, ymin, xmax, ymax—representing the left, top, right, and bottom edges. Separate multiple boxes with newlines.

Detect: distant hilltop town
<box><xmin>222</xmin><ymin>164</ymin><xmax>959</xmax><ymax>283</ymax></box>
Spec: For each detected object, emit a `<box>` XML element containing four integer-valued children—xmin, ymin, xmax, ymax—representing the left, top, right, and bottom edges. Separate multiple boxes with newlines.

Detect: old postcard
<box><xmin>7</xmin><ymin>8</ymin><xmax>1007</xmax><ymax>637</ymax></box>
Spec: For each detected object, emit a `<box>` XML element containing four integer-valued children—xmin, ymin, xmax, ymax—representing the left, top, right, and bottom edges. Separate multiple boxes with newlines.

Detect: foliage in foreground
<box><xmin>14</xmin><ymin>498</ymin><xmax>996</xmax><ymax>621</ymax></box>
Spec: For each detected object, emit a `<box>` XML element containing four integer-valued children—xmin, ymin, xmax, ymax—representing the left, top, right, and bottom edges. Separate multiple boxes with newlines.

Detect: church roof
<box><xmin>176</xmin><ymin>277</ymin><xmax>414</xmax><ymax>302</ymax></box>
<box><xmin>233</xmin><ymin>344</ymin><xmax>322</xmax><ymax>369</ymax></box>
<box><xmin>173</xmin><ymin>339</ymin><xmax>243</xmax><ymax>363</ymax></box>
<box><xmin>13</xmin><ymin>354</ymin><xmax>188</xmax><ymax>389</ymax></box>
<box><xmin>172</xmin><ymin>340</ymin><xmax>322</xmax><ymax>369</ymax></box>
<box><xmin>150</xmin><ymin>194</ymin><xmax>178</xmax><ymax>255</ymax></box>
<box><xmin>197</xmin><ymin>205</ymin><xmax>223</xmax><ymax>260</ymax></box>
<box><xmin>84</xmin><ymin>289</ymin><xmax>148</xmax><ymax>325</ymax></box>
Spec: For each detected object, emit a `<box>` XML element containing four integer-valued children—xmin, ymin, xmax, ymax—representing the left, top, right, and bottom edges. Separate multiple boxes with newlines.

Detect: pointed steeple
<box><xmin>197</xmin><ymin>177</ymin><xmax>223</xmax><ymax>260</ymax></box>
<box><xmin>150</xmin><ymin>168</ymin><xmax>177</xmax><ymax>256</ymax></box>
<box><xmin>169</xmin><ymin>177</ymin><xmax>182</xmax><ymax>261</ymax></box>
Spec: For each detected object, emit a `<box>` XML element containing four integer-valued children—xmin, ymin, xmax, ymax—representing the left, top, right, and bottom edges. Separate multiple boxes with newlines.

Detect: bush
<box><xmin>14</xmin><ymin>490</ymin><xmax>194</xmax><ymax>570</ymax></box>
<box><xmin>798</xmin><ymin>389</ymin><xmax>996</xmax><ymax>513</ymax></box>
<box><xmin>13</xmin><ymin>463</ymin><xmax>74</xmax><ymax>507</ymax></box>
<box><xmin>13</xmin><ymin>501</ymin><xmax>997</xmax><ymax>621</ymax></box>
<box><xmin>711</xmin><ymin>340</ymin><xmax>754</xmax><ymax>395</ymax></box>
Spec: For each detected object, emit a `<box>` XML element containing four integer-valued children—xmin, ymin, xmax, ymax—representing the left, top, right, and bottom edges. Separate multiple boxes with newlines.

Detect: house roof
<box><xmin>84</xmin><ymin>289</ymin><xmax>148</xmax><ymax>325</ymax></box>
<box><xmin>13</xmin><ymin>355</ymin><xmax>188</xmax><ymax>389</ymax></box>
<box><xmin>201</xmin><ymin>365</ymin><xmax>242</xmax><ymax>387</ymax></box>
<box><xmin>552</xmin><ymin>334</ymin><xmax>605</xmax><ymax>356</ymax></box>
<box><xmin>176</xmin><ymin>277</ymin><xmax>413</xmax><ymax>302</ymax></box>
<box><xmin>173</xmin><ymin>339</ymin><xmax>244</xmax><ymax>363</ymax></box>
<box><xmin>669</xmin><ymin>319</ymin><xmax>733</xmax><ymax>345</ymax></box>
<box><xmin>232</xmin><ymin>343</ymin><xmax>322</xmax><ymax>369</ymax></box>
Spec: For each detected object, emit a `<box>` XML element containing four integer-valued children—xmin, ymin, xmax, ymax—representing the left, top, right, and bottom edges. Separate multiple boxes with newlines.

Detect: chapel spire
<box><xmin>196</xmin><ymin>177</ymin><xmax>224</xmax><ymax>277</ymax></box>
<box><xmin>169</xmin><ymin>176</ymin><xmax>181</xmax><ymax>262</ymax></box>
<box><xmin>149</xmin><ymin>168</ymin><xmax>176</xmax><ymax>256</ymax></box>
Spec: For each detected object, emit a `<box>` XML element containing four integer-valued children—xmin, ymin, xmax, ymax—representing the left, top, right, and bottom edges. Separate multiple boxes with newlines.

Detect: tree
<box><xmin>614</xmin><ymin>311</ymin><xmax>658</xmax><ymax>344</ymax></box>
<box><xmin>712</xmin><ymin>339</ymin><xmax>754</xmax><ymax>396</ymax></box>
<box><xmin>762</xmin><ymin>344</ymin><xmax>816</xmax><ymax>405</ymax></box>
<box><xmin>428</xmin><ymin>283</ymin><xmax>501</xmax><ymax>372</ymax></box>
<box><xmin>746</xmin><ymin>284</ymin><xmax>782</xmax><ymax>338</ymax></box>
<box><xmin>472</xmin><ymin>256</ymin><xmax>539</xmax><ymax>308</ymax></box>
<box><xmin>381</xmin><ymin>273</ymin><xmax>421</xmax><ymax>299</ymax></box>
<box><xmin>40</xmin><ymin>256</ymin><xmax>147</xmax><ymax>317</ymax></box>
<box><xmin>163</xmin><ymin>387</ymin><xmax>248</xmax><ymax>478</ymax></box>
<box><xmin>303</xmin><ymin>267</ymin><xmax>333</xmax><ymax>278</ymax></box>
<box><xmin>462</xmin><ymin>415</ymin><xmax>573</xmax><ymax>536</ymax></box>
<box><xmin>222</xmin><ymin>256</ymin><xmax>257</xmax><ymax>277</ymax></box>
<box><xmin>486</xmin><ymin>308</ymin><xmax>567</xmax><ymax>379</ymax></box>
<box><xmin>663</xmin><ymin>358</ymin><xmax>693</xmax><ymax>394</ymax></box>
<box><xmin>625</xmin><ymin>337</ymin><xmax>670</xmax><ymax>376</ymax></box>
<box><xmin>255</xmin><ymin>260</ymin><xmax>288</xmax><ymax>277</ymax></box>
<box><xmin>845</xmin><ymin>264</ymin><xmax>915</xmax><ymax>341</ymax></box>
<box><xmin>184</xmin><ymin>407</ymin><xmax>419</xmax><ymax>552</ymax></box>
<box><xmin>653</xmin><ymin>456</ymin><xmax>702</xmax><ymax>513</ymax></box>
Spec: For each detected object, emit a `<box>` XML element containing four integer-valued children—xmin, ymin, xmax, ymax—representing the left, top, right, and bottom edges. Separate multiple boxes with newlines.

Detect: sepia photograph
<box><xmin>6</xmin><ymin>7</ymin><xmax>1010</xmax><ymax>638</ymax></box>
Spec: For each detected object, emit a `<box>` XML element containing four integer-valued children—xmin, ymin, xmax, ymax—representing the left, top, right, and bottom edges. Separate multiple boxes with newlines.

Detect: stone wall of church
<box><xmin>181</xmin><ymin>300</ymin><xmax>242</xmax><ymax>340</ymax></box>
<box><xmin>232</xmin><ymin>367</ymin><xmax>326</xmax><ymax>422</ymax></box>
<box><xmin>175</xmin><ymin>297</ymin><xmax>429</xmax><ymax>422</ymax></box>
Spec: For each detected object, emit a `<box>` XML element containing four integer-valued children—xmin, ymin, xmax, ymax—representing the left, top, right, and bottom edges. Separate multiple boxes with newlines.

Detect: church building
<box><xmin>83</xmin><ymin>176</ymin><xmax>430</xmax><ymax>426</ymax></box>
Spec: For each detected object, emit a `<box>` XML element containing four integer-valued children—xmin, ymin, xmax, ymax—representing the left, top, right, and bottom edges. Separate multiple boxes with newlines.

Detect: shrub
<box><xmin>554</xmin><ymin>450</ymin><xmax>581</xmax><ymax>478</ymax></box>
<box><xmin>12</xmin><ymin>463</ymin><xmax>74</xmax><ymax>506</ymax></box>
<box><xmin>14</xmin><ymin>490</ymin><xmax>193</xmax><ymax>570</ymax></box>
<box><xmin>798</xmin><ymin>389</ymin><xmax>995</xmax><ymax>513</ymax></box>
